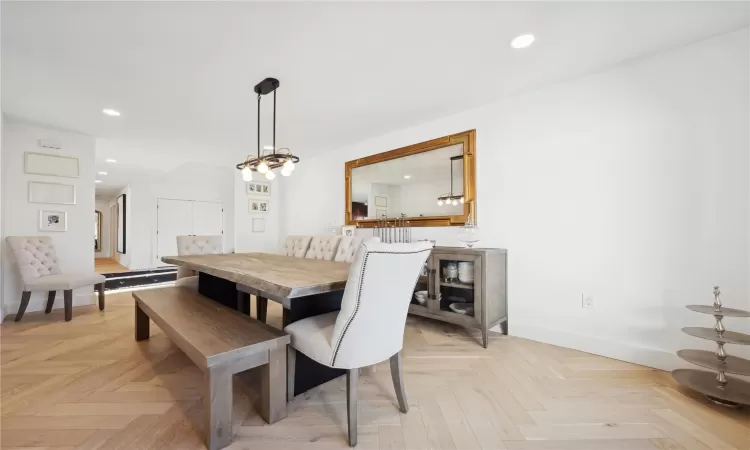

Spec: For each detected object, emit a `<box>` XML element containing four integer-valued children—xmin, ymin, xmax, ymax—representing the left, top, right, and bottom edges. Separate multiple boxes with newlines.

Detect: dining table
<box><xmin>161</xmin><ymin>253</ymin><xmax>351</xmax><ymax>397</ymax></box>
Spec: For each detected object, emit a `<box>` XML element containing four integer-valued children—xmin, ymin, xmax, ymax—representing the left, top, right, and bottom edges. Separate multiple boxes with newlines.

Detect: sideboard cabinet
<box><xmin>409</xmin><ymin>247</ymin><xmax>507</xmax><ymax>348</ymax></box>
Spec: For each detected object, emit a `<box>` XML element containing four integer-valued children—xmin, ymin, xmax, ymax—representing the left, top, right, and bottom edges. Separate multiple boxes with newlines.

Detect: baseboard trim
<box><xmin>510</xmin><ymin>322</ymin><xmax>686</xmax><ymax>372</ymax></box>
<box><xmin>4</xmin><ymin>289</ymin><xmax>96</xmax><ymax>318</ymax></box>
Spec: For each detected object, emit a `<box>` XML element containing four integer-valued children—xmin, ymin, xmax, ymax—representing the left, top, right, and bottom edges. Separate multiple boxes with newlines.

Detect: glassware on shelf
<box><xmin>457</xmin><ymin>218</ymin><xmax>480</xmax><ymax>248</ymax></box>
<box><xmin>443</xmin><ymin>262</ymin><xmax>458</xmax><ymax>282</ymax></box>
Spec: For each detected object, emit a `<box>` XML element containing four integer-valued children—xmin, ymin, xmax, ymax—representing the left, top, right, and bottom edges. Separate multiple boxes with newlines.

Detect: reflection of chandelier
<box><xmin>437</xmin><ymin>155</ymin><xmax>464</xmax><ymax>206</ymax></box>
<box><xmin>236</xmin><ymin>78</ymin><xmax>300</xmax><ymax>181</ymax></box>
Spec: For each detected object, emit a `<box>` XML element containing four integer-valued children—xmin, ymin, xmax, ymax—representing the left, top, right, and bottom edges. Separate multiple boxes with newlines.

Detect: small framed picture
<box><xmin>376</xmin><ymin>209</ymin><xmax>387</xmax><ymax>218</ymax></box>
<box><xmin>246</xmin><ymin>181</ymin><xmax>271</xmax><ymax>196</ymax></box>
<box><xmin>252</xmin><ymin>218</ymin><xmax>266</xmax><ymax>233</ymax></box>
<box><xmin>374</xmin><ymin>196</ymin><xmax>388</xmax><ymax>207</ymax></box>
<box><xmin>342</xmin><ymin>225</ymin><xmax>356</xmax><ymax>237</ymax></box>
<box><xmin>39</xmin><ymin>210</ymin><xmax>67</xmax><ymax>232</ymax></box>
<box><xmin>249</xmin><ymin>198</ymin><xmax>269</xmax><ymax>214</ymax></box>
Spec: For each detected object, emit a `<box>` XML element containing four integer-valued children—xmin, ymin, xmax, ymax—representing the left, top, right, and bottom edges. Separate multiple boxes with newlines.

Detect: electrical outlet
<box><xmin>581</xmin><ymin>294</ymin><xmax>594</xmax><ymax>309</ymax></box>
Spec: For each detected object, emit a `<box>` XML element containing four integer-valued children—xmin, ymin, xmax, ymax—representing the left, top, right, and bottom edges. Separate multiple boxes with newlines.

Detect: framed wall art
<box><xmin>28</xmin><ymin>181</ymin><xmax>76</xmax><ymax>205</ymax></box>
<box><xmin>249</xmin><ymin>198</ymin><xmax>269</xmax><ymax>214</ymax></box>
<box><xmin>25</xmin><ymin>152</ymin><xmax>80</xmax><ymax>178</ymax></box>
<box><xmin>252</xmin><ymin>218</ymin><xmax>266</xmax><ymax>233</ymax></box>
<box><xmin>39</xmin><ymin>210</ymin><xmax>67</xmax><ymax>232</ymax></box>
<box><xmin>246</xmin><ymin>181</ymin><xmax>271</xmax><ymax>196</ymax></box>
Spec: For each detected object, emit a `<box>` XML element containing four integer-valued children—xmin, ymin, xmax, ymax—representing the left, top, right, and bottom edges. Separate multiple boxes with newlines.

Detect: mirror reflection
<box><xmin>350</xmin><ymin>143</ymin><xmax>464</xmax><ymax>220</ymax></box>
<box><xmin>95</xmin><ymin>210</ymin><xmax>102</xmax><ymax>251</ymax></box>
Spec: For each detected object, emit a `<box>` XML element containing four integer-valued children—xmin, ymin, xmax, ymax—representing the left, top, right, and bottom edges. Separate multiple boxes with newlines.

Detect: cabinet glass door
<box><xmin>409</xmin><ymin>259</ymin><xmax>432</xmax><ymax>313</ymax></box>
<box><xmin>432</xmin><ymin>253</ymin><xmax>481</xmax><ymax>321</ymax></box>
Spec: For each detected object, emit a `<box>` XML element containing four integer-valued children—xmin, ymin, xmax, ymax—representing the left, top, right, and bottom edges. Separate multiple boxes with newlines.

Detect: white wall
<box><xmin>94</xmin><ymin>197</ymin><xmax>111</xmax><ymax>258</ymax></box>
<box><xmin>122</xmin><ymin>164</ymin><xmax>235</xmax><ymax>270</ymax></box>
<box><xmin>1</xmin><ymin>121</ymin><xmax>97</xmax><ymax>316</ymax></box>
<box><xmin>234</xmin><ymin>174</ymin><xmax>283</xmax><ymax>253</ymax></box>
<box><xmin>283</xmin><ymin>29</ymin><xmax>750</xmax><ymax>369</ymax></box>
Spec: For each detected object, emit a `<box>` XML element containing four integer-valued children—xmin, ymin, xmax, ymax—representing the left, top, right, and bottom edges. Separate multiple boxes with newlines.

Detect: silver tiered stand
<box><xmin>673</xmin><ymin>286</ymin><xmax>750</xmax><ymax>408</ymax></box>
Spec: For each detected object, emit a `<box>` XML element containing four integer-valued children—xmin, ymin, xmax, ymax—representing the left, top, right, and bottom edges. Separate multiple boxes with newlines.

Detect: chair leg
<box><xmin>15</xmin><ymin>291</ymin><xmax>31</xmax><ymax>322</ymax></box>
<box><xmin>256</xmin><ymin>296</ymin><xmax>268</xmax><ymax>323</ymax></box>
<box><xmin>63</xmin><ymin>289</ymin><xmax>73</xmax><ymax>322</ymax></box>
<box><xmin>287</xmin><ymin>346</ymin><xmax>296</xmax><ymax>403</ymax></box>
<box><xmin>97</xmin><ymin>283</ymin><xmax>105</xmax><ymax>311</ymax></box>
<box><xmin>347</xmin><ymin>368</ymin><xmax>358</xmax><ymax>447</ymax></box>
<box><xmin>390</xmin><ymin>351</ymin><xmax>409</xmax><ymax>413</ymax></box>
<box><xmin>45</xmin><ymin>291</ymin><xmax>56</xmax><ymax>313</ymax></box>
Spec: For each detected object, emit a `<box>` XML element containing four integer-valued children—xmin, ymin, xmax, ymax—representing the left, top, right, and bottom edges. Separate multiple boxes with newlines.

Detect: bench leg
<box><xmin>256</xmin><ymin>296</ymin><xmax>268</xmax><ymax>323</ymax></box>
<box><xmin>205</xmin><ymin>365</ymin><xmax>233</xmax><ymax>450</ymax></box>
<box><xmin>135</xmin><ymin>302</ymin><xmax>150</xmax><ymax>341</ymax></box>
<box><xmin>287</xmin><ymin>346</ymin><xmax>296</xmax><ymax>402</ymax></box>
<box><xmin>260</xmin><ymin>346</ymin><xmax>287</xmax><ymax>424</ymax></box>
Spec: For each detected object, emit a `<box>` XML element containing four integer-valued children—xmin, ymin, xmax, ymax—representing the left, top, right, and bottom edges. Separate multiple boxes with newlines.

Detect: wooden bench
<box><xmin>133</xmin><ymin>287</ymin><xmax>290</xmax><ymax>450</ymax></box>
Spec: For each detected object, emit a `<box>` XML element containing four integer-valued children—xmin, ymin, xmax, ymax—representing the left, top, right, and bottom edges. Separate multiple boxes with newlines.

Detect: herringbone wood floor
<box><xmin>1</xmin><ymin>290</ymin><xmax>748</xmax><ymax>450</ymax></box>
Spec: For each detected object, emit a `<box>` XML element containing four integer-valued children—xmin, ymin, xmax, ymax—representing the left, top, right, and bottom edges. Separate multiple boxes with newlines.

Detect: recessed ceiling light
<box><xmin>102</xmin><ymin>108</ymin><xmax>121</xmax><ymax>117</ymax></box>
<box><xmin>95</xmin><ymin>180</ymin><xmax>103</xmax><ymax>183</ymax></box>
<box><xmin>510</xmin><ymin>34</ymin><xmax>535</xmax><ymax>49</ymax></box>
<box><xmin>105</xmin><ymin>158</ymin><xmax>117</xmax><ymax>163</ymax></box>
<box><xmin>97</xmin><ymin>171</ymin><xmax>108</xmax><ymax>175</ymax></box>
<box><xmin>404</xmin><ymin>175</ymin><xmax>411</xmax><ymax>179</ymax></box>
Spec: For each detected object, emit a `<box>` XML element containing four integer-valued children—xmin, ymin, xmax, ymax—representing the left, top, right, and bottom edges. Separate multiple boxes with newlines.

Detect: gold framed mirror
<box><xmin>345</xmin><ymin>129</ymin><xmax>476</xmax><ymax>228</ymax></box>
<box><xmin>95</xmin><ymin>210</ymin><xmax>102</xmax><ymax>252</ymax></box>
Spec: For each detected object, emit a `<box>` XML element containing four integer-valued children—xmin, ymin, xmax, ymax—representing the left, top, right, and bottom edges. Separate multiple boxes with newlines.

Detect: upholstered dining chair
<box><xmin>284</xmin><ymin>240</ymin><xmax>433</xmax><ymax>446</ymax></box>
<box><xmin>334</xmin><ymin>236</ymin><xmax>380</xmax><ymax>263</ymax></box>
<box><xmin>281</xmin><ymin>235</ymin><xmax>312</xmax><ymax>258</ymax></box>
<box><xmin>6</xmin><ymin>236</ymin><xmax>106</xmax><ymax>322</ymax></box>
<box><xmin>304</xmin><ymin>236</ymin><xmax>342</xmax><ymax>261</ymax></box>
<box><xmin>174</xmin><ymin>235</ymin><xmax>223</xmax><ymax>290</ymax></box>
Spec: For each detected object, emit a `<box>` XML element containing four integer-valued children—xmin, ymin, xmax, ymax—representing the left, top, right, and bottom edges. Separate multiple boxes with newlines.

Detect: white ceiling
<box><xmin>3</xmin><ymin>2</ymin><xmax>749</xmax><ymax>193</ymax></box>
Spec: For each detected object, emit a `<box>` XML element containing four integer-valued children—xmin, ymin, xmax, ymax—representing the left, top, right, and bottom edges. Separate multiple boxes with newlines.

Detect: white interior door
<box><xmin>192</xmin><ymin>201</ymin><xmax>223</xmax><ymax>237</ymax></box>
<box><xmin>157</xmin><ymin>199</ymin><xmax>193</xmax><ymax>264</ymax></box>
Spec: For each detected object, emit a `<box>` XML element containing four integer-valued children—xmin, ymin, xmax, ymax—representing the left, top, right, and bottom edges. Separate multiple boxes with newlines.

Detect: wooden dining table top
<box><xmin>161</xmin><ymin>253</ymin><xmax>351</xmax><ymax>299</ymax></box>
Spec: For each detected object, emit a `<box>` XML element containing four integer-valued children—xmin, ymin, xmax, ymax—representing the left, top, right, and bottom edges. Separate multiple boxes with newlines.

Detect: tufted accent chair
<box><xmin>174</xmin><ymin>235</ymin><xmax>223</xmax><ymax>290</ymax></box>
<box><xmin>281</xmin><ymin>236</ymin><xmax>312</xmax><ymax>258</ymax></box>
<box><xmin>304</xmin><ymin>236</ymin><xmax>342</xmax><ymax>261</ymax></box>
<box><xmin>6</xmin><ymin>236</ymin><xmax>106</xmax><ymax>322</ymax></box>
<box><xmin>334</xmin><ymin>236</ymin><xmax>380</xmax><ymax>263</ymax></box>
<box><xmin>284</xmin><ymin>241</ymin><xmax>433</xmax><ymax>446</ymax></box>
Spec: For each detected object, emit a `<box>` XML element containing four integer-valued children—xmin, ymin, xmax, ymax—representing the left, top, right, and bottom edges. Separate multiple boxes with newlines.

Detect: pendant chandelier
<box><xmin>236</xmin><ymin>78</ymin><xmax>300</xmax><ymax>181</ymax></box>
<box><xmin>437</xmin><ymin>155</ymin><xmax>465</xmax><ymax>206</ymax></box>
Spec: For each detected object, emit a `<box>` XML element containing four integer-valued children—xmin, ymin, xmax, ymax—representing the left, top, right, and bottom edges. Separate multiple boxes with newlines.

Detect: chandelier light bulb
<box><xmin>265</xmin><ymin>170</ymin><xmax>276</xmax><ymax>180</ymax></box>
<box><xmin>257</xmin><ymin>161</ymin><xmax>269</xmax><ymax>174</ymax></box>
<box><xmin>283</xmin><ymin>159</ymin><xmax>295</xmax><ymax>172</ymax></box>
<box><xmin>241</xmin><ymin>165</ymin><xmax>253</xmax><ymax>181</ymax></box>
<box><xmin>281</xmin><ymin>167</ymin><xmax>292</xmax><ymax>177</ymax></box>
<box><xmin>460</xmin><ymin>197</ymin><xmax>465</xmax><ymax>204</ymax></box>
<box><xmin>452</xmin><ymin>199</ymin><xmax>458</xmax><ymax>206</ymax></box>
<box><xmin>438</xmin><ymin>199</ymin><xmax>444</xmax><ymax>206</ymax></box>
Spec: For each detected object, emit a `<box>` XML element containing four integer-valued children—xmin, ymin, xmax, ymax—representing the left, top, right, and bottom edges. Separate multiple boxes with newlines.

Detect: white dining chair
<box><xmin>174</xmin><ymin>235</ymin><xmax>223</xmax><ymax>290</ymax></box>
<box><xmin>281</xmin><ymin>235</ymin><xmax>312</xmax><ymax>258</ymax></box>
<box><xmin>284</xmin><ymin>240</ymin><xmax>433</xmax><ymax>446</ymax></box>
<box><xmin>304</xmin><ymin>236</ymin><xmax>342</xmax><ymax>261</ymax></box>
<box><xmin>5</xmin><ymin>236</ymin><xmax>106</xmax><ymax>322</ymax></box>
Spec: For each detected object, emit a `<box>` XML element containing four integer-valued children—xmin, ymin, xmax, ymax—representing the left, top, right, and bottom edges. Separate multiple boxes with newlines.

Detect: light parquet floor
<box><xmin>1</xmin><ymin>290</ymin><xmax>748</xmax><ymax>450</ymax></box>
<box><xmin>94</xmin><ymin>259</ymin><xmax>129</xmax><ymax>274</ymax></box>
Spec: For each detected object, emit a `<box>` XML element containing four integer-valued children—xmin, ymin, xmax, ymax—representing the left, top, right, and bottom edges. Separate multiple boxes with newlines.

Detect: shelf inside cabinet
<box><xmin>439</xmin><ymin>281</ymin><xmax>474</xmax><ymax>289</ymax></box>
